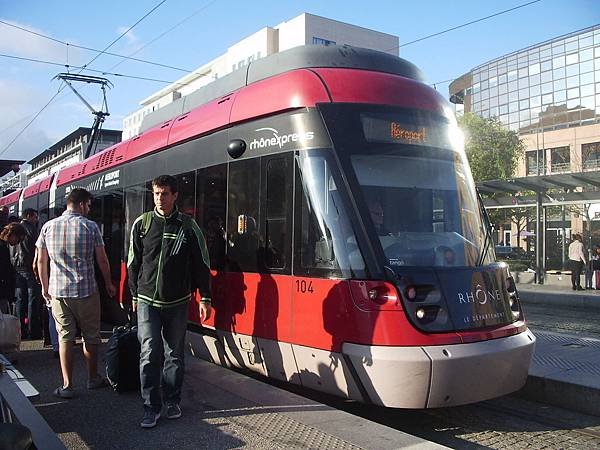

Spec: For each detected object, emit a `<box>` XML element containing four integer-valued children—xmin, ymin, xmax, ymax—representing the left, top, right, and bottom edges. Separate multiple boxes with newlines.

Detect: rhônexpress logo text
<box><xmin>249</xmin><ymin>128</ymin><xmax>315</xmax><ymax>150</ymax></box>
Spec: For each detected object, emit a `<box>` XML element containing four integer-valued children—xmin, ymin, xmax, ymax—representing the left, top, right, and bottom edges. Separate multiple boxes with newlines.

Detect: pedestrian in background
<box><xmin>0</xmin><ymin>223</ymin><xmax>26</xmax><ymax>314</ymax></box>
<box><xmin>10</xmin><ymin>208</ymin><xmax>42</xmax><ymax>339</ymax></box>
<box><xmin>568</xmin><ymin>233</ymin><xmax>587</xmax><ymax>291</ymax></box>
<box><xmin>36</xmin><ymin>188</ymin><xmax>116</xmax><ymax>399</ymax></box>
<box><xmin>592</xmin><ymin>247</ymin><xmax>600</xmax><ymax>290</ymax></box>
<box><xmin>128</xmin><ymin>175</ymin><xmax>212</xmax><ymax>428</ymax></box>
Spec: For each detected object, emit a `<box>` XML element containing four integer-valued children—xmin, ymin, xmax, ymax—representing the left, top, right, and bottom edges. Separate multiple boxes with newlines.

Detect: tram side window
<box><xmin>174</xmin><ymin>172</ymin><xmax>196</xmax><ymax>216</ymax></box>
<box><xmin>124</xmin><ymin>184</ymin><xmax>149</xmax><ymax>259</ymax></box>
<box><xmin>227</xmin><ymin>158</ymin><xmax>261</xmax><ymax>272</ymax></box>
<box><xmin>294</xmin><ymin>152</ymin><xmax>365</xmax><ymax>278</ymax></box>
<box><xmin>264</xmin><ymin>155</ymin><xmax>292</xmax><ymax>272</ymax></box>
<box><xmin>196</xmin><ymin>164</ymin><xmax>227</xmax><ymax>270</ymax></box>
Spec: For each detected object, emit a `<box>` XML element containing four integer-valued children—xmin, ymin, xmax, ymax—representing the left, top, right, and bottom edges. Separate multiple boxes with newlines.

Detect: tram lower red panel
<box><xmin>119</xmin><ymin>267</ymin><xmax>525</xmax><ymax>352</ymax></box>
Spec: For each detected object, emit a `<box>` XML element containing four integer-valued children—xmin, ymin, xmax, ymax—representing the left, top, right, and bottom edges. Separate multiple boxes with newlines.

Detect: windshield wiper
<box><xmin>476</xmin><ymin>188</ymin><xmax>493</xmax><ymax>266</ymax></box>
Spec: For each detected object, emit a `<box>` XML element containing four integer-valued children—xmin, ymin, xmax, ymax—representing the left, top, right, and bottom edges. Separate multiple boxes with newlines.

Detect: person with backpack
<box><xmin>10</xmin><ymin>209</ymin><xmax>42</xmax><ymax>339</ymax></box>
<box><xmin>0</xmin><ymin>223</ymin><xmax>26</xmax><ymax>314</ymax></box>
<box><xmin>127</xmin><ymin>175</ymin><xmax>212</xmax><ymax>428</ymax></box>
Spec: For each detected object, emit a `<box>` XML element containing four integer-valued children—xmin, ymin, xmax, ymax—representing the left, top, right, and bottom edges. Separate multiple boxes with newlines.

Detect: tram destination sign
<box><xmin>361</xmin><ymin>115</ymin><xmax>453</xmax><ymax>150</ymax></box>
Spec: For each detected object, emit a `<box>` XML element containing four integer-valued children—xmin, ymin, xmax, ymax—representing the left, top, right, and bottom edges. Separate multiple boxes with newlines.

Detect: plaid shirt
<box><xmin>36</xmin><ymin>209</ymin><xmax>104</xmax><ymax>298</ymax></box>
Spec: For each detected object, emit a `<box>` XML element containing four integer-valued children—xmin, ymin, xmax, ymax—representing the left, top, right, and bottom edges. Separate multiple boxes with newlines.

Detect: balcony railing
<box><xmin>550</xmin><ymin>162</ymin><xmax>571</xmax><ymax>173</ymax></box>
<box><xmin>583</xmin><ymin>159</ymin><xmax>600</xmax><ymax>171</ymax></box>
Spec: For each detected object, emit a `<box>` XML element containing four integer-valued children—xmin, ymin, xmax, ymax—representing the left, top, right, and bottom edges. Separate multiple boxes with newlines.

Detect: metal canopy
<box><xmin>0</xmin><ymin>159</ymin><xmax>24</xmax><ymax>178</ymax></box>
<box><xmin>476</xmin><ymin>169</ymin><xmax>600</xmax><ymax>285</ymax></box>
<box><xmin>477</xmin><ymin>170</ymin><xmax>600</xmax><ymax>195</ymax></box>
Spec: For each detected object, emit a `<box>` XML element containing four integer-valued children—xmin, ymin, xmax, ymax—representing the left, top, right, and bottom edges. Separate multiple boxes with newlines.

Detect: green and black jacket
<box><xmin>127</xmin><ymin>207</ymin><xmax>211</xmax><ymax>308</ymax></box>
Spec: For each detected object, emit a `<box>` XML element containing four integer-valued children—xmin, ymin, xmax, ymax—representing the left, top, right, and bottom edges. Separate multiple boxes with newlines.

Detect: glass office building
<box><xmin>450</xmin><ymin>25</ymin><xmax>600</xmax><ymax>134</ymax></box>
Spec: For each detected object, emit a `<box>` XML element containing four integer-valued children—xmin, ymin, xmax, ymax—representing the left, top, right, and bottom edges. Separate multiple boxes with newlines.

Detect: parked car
<box><xmin>494</xmin><ymin>246</ymin><xmax>534</xmax><ymax>271</ymax></box>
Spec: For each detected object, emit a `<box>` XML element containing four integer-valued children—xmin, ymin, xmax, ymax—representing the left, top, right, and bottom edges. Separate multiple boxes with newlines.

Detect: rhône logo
<box><xmin>249</xmin><ymin>127</ymin><xmax>315</xmax><ymax>150</ymax></box>
<box><xmin>457</xmin><ymin>284</ymin><xmax>501</xmax><ymax>305</ymax></box>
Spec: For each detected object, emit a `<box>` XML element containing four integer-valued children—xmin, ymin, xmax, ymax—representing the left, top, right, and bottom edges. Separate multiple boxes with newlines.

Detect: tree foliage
<box><xmin>458</xmin><ymin>112</ymin><xmax>525</xmax><ymax>182</ymax></box>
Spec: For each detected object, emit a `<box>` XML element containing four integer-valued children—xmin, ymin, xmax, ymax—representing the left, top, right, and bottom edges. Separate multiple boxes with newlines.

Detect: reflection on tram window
<box><xmin>197</xmin><ymin>164</ymin><xmax>227</xmax><ymax>270</ymax></box>
<box><xmin>174</xmin><ymin>172</ymin><xmax>195</xmax><ymax>216</ymax></box>
<box><xmin>264</xmin><ymin>156</ymin><xmax>292</xmax><ymax>271</ymax></box>
<box><xmin>294</xmin><ymin>152</ymin><xmax>365</xmax><ymax>278</ymax></box>
<box><xmin>124</xmin><ymin>184</ymin><xmax>149</xmax><ymax>259</ymax></box>
<box><xmin>351</xmin><ymin>149</ymin><xmax>487</xmax><ymax>267</ymax></box>
<box><xmin>227</xmin><ymin>159</ymin><xmax>261</xmax><ymax>272</ymax></box>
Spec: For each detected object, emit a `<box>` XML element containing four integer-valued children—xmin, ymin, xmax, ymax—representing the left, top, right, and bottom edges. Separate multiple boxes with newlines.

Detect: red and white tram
<box><xmin>1</xmin><ymin>45</ymin><xmax>535</xmax><ymax>408</ymax></box>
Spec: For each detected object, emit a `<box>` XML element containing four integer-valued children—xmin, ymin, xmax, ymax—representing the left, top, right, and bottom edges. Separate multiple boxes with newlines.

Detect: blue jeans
<box><xmin>15</xmin><ymin>271</ymin><xmax>42</xmax><ymax>339</ymax></box>
<box><xmin>47</xmin><ymin>306</ymin><xmax>59</xmax><ymax>351</ymax></box>
<box><xmin>137</xmin><ymin>302</ymin><xmax>188</xmax><ymax>412</ymax></box>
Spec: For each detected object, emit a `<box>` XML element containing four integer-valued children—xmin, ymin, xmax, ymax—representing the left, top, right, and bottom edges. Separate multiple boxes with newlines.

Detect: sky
<box><xmin>0</xmin><ymin>0</ymin><xmax>598</xmax><ymax>164</ymax></box>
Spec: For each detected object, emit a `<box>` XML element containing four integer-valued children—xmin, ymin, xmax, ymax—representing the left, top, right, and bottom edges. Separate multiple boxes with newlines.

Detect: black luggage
<box><xmin>105</xmin><ymin>324</ymin><xmax>140</xmax><ymax>392</ymax></box>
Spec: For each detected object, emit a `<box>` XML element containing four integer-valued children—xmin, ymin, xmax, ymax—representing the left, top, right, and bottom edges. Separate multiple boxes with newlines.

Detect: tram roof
<box><xmin>140</xmin><ymin>44</ymin><xmax>425</xmax><ymax>133</ymax></box>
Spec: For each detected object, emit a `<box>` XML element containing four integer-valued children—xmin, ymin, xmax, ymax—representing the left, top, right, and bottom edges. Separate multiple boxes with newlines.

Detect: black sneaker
<box><xmin>140</xmin><ymin>410</ymin><xmax>160</xmax><ymax>428</ymax></box>
<box><xmin>166</xmin><ymin>403</ymin><xmax>182</xmax><ymax>419</ymax></box>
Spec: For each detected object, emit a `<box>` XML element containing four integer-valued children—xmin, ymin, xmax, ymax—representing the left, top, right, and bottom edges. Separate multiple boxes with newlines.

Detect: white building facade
<box><xmin>122</xmin><ymin>13</ymin><xmax>399</xmax><ymax>139</ymax></box>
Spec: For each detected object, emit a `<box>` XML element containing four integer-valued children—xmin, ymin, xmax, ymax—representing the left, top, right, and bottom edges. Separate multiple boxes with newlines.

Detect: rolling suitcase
<box><xmin>105</xmin><ymin>324</ymin><xmax>140</xmax><ymax>392</ymax></box>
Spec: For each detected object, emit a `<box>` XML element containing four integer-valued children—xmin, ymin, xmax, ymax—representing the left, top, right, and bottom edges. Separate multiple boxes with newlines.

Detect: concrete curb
<box><xmin>518</xmin><ymin>289</ymin><xmax>600</xmax><ymax>311</ymax></box>
<box><xmin>518</xmin><ymin>376</ymin><xmax>600</xmax><ymax>417</ymax></box>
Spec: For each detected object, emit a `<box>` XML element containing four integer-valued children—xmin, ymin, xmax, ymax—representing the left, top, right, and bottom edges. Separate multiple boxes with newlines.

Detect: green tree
<box><xmin>458</xmin><ymin>112</ymin><xmax>525</xmax><ymax>182</ymax></box>
<box><xmin>458</xmin><ymin>113</ymin><xmax>527</xmax><ymax>245</ymax></box>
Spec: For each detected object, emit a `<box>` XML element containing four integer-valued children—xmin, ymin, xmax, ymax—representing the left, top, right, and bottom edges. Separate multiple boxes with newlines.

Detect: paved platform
<box><xmin>517</xmin><ymin>282</ymin><xmax>600</xmax><ymax>417</ymax></box>
<box><xmin>518</xmin><ymin>283</ymin><xmax>600</xmax><ymax>310</ymax></box>
<box><xmin>14</xmin><ymin>338</ymin><xmax>447</xmax><ymax>449</ymax></box>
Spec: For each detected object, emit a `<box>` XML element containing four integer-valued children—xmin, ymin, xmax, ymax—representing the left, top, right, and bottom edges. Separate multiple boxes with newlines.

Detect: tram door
<box><xmin>90</xmin><ymin>191</ymin><xmax>127</xmax><ymax>324</ymax></box>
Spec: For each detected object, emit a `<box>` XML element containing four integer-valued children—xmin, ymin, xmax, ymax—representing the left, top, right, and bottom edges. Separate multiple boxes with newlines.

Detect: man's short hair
<box><xmin>66</xmin><ymin>188</ymin><xmax>93</xmax><ymax>206</ymax></box>
<box><xmin>152</xmin><ymin>175</ymin><xmax>178</xmax><ymax>194</ymax></box>
<box><xmin>23</xmin><ymin>208</ymin><xmax>38</xmax><ymax>218</ymax></box>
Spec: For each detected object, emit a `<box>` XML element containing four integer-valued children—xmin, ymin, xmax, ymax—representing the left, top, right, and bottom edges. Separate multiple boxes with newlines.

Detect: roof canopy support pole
<box><xmin>562</xmin><ymin>205</ymin><xmax>566</xmax><ymax>270</ymax></box>
<box><xmin>543</xmin><ymin>205</ymin><xmax>547</xmax><ymax>278</ymax></box>
<box><xmin>536</xmin><ymin>191</ymin><xmax>544</xmax><ymax>284</ymax></box>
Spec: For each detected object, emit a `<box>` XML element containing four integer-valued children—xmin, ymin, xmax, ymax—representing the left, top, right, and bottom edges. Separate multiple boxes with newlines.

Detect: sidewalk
<box><xmin>518</xmin><ymin>283</ymin><xmax>600</xmax><ymax>310</ymax></box>
<box><xmin>518</xmin><ymin>282</ymin><xmax>600</xmax><ymax>416</ymax></box>
<box><xmin>14</xmin><ymin>338</ymin><xmax>447</xmax><ymax>450</ymax></box>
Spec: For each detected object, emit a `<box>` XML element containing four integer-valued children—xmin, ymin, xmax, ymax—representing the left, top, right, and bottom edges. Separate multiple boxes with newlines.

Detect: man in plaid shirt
<box><xmin>36</xmin><ymin>188</ymin><xmax>116</xmax><ymax>399</ymax></box>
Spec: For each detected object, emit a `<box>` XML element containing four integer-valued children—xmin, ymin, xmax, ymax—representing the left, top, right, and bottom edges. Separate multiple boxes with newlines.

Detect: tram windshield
<box><xmin>349</xmin><ymin>111</ymin><xmax>492</xmax><ymax>268</ymax></box>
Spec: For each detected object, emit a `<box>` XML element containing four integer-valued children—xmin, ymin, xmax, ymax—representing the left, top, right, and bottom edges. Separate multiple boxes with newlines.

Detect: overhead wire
<box><xmin>0</xmin><ymin>53</ymin><xmax>184</xmax><ymax>86</ymax></box>
<box><xmin>387</xmin><ymin>0</ymin><xmax>543</xmax><ymax>52</ymax></box>
<box><xmin>0</xmin><ymin>0</ymin><xmax>168</xmax><ymax>158</ymax></box>
<box><xmin>0</xmin><ymin>19</ymin><xmax>192</xmax><ymax>72</ymax></box>
<box><xmin>107</xmin><ymin>0</ymin><xmax>218</xmax><ymax>72</ymax></box>
<box><xmin>2</xmin><ymin>0</ymin><xmax>547</xmax><ymax>158</ymax></box>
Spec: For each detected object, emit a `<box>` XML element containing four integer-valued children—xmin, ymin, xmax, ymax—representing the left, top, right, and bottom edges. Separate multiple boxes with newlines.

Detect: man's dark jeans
<box><xmin>15</xmin><ymin>271</ymin><xmax>42</xmax><ymax>339</ymax></box>
<box><xmin>570</xmin><ymin>260</ymin><xmax>584</xmax><ymax>289</ymax></box>
<box><xmin>137</xmin><ymin>301</ymin><xmax>188</xmax><ymax>413</ymax></box>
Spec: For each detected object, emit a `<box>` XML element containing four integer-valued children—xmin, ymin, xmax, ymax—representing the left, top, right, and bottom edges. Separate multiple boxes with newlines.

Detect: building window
<box><xmin>550</xmin><ymin>146</ymin><xmax>570</xmax><ymax>173</ymax></box>
<box><xmin>312</xmin><ymin>37</ymin><xmax>336</xmax><ymax>46</ymax></box>
<box><xmin>583</xmin><ymin>142</ymin><xmax>600</xmax><ymax>170</ymax></box>
<box><xmin>527</xmin><ymin>149</ymin><xmax>545</xmax><ymax>175</ymax></box>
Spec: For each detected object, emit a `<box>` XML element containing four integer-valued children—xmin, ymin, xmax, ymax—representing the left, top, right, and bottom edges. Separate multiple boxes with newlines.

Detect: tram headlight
<box><xmin>416</xmin><ymin>308</ymin><xmax>426</xmax><ymax>320</ymax></box>
<box><xmin>406</xmin><ymin>286</ymin><xmax>417</xmax><ymax>300</ymax></box>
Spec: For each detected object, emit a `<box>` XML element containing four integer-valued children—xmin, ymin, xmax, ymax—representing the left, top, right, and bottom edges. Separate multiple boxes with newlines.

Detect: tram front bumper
<box><xmin>343</xmin><ymin>329</ymin><xmax>536</xmax><ymax>408</ymax></box>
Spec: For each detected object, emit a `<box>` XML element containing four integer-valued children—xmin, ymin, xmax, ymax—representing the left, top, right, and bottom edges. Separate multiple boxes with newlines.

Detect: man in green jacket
<box><xmin>128</xmin><ymin>174</ymin><xmax>212</xmax><ymax>428</ymax></box>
